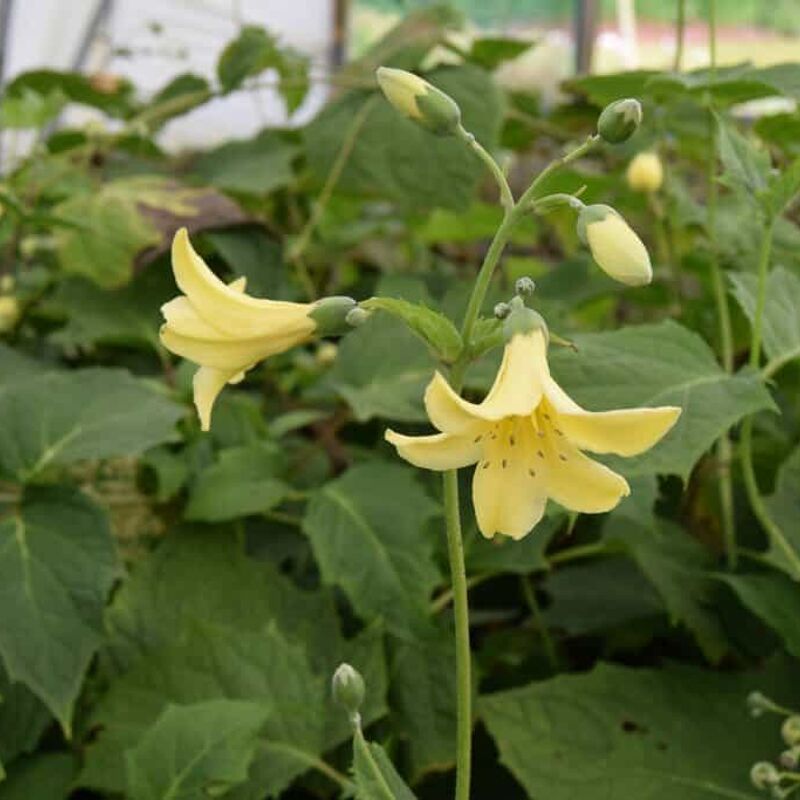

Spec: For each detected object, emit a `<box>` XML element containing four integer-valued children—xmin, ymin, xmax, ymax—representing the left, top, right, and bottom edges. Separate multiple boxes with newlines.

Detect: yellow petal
<box><xmin>193</xmin><ymin>366</ymin><xmax>243</xmax><ymax>431</ymax></box>
<box><xmin>471</xmin><ymin>420</ymin><xmax>547</xmax><ymax>540</ymax></box>
<box><xmin>171</xmin><ymin>228</ymin><xmax>313</xmax><ymax>337</ymax></box>
<box><xmin>159</xmin><ymin>324</ymin><xmax>309</xmax><ymax>370</ymax></box>
<box><xmin>161</xmin><ymin>297</ymin><xmax>232</xmax><ymax>339</ymax></box>
<box><xmin>424</xmin><ymin>331</ymin><xmax>546</xmax><ymax>433</ymax></box>
<box><xmin>384</xmin><ymin>429</ymin><xmax>483</xmax><ymax>471</ymax></box>
<box><xmin>544</xmin><ymin>438</ymin><xmax>629</xmax><ymax>514</ymax></box>
<box><xmin>585</xmin><ymin>213</ymin><xmax>652</xmax><ymax>287</ymax></box>
<box><xmin>543</xmin><ymin>379</ymin><xmax>681</xmax><ymax>456</ymax></box>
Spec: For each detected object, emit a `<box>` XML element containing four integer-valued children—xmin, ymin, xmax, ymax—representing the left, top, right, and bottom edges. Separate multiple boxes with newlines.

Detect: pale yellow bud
<box><xmin>578</xmin><ymin>205</ymin><xmax>652</xmax><ymax>287</ymax></box>
<box><xmin>315</xmin><ymin>341</ymin><xmax>338</xmax><ymax>367</ymax></box>
<box><xmin>0</xmin><ymin>296</ymin><xmax>20</xmax><ymax>332</ymax></box>
<box><xmin>626</xmin><ymin>152</ymin><xmax>664</xmax><ymax>193</ymax></box>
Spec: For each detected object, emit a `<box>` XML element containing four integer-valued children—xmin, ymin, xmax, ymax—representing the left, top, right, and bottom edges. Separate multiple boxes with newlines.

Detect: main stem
<box><xmin>674</xmin><ymin>0</ymin><xmax>686</xmax><ymax>72</ymax></box>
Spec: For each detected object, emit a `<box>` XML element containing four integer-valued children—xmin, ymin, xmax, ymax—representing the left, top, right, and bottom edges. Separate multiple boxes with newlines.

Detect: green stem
<box><xmin>548</xmin><ymin>540</ymin><xmax>612</xmax><ymax>566</ymax></box>
<box><xmin>431</xmin><ymin>572</ymin><xmax>492</xmax><ymax>614</ymax></box>
<box><xmin>353</xmin><ymin>725</ymin><xmax>396</xmax><ymax>800</ymax></box>
<box><xmin>748</xmin><ymin>219</ymin><xmax>775</xmax><ymax>370</ymax></box>
<box><xmin>265</xmin><ymin>741</ymin><xmax>352</xmax><ymax>792</ymax></box>
<box><xmin>458</xmin><ymin>125</ymin><xmax>514</xmax><ymax>210</ymax></box>
<box><xmin>443</xmin><ymin>469</ymin><xmax>472</xmax><ymax>800</ymax></box>
<box><xmin>519</xmin><ymin>575</ymin><xmax>559</xmax><ymax>672</ymax></box>
<box><xmin>674</xmin><ymin>0</ymin><xmax>686</xmax><ymax>72</ymax></box>
<box><xmin>648</xmin><ymin>192</ymin><xmax>682</xmax><ymax>313</ymax></box>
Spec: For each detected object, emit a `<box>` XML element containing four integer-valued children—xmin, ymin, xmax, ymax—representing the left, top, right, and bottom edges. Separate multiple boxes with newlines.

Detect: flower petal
<box><xmin>172</xmin><ymin>228</ymin><xmax>313</xmax><ymax>337</ymax></box>
<box><xmin>471</xmin><ymin>420</ymin><xmax>547</xmax><ymax>540</ymax></box>
<box><xmin>424</xmin><ymin>331</ymin><xmax>546</xmax><ymax>433</ymax></box>
<box><xmin>543</xmin><ymin>379</ymin><xmax>681</xmax><ymax>456</ymax></box>
<box><xmin>193</xmin><ymin>366</ymin><xmax>244</xmax><ymax>431</ymax></box>
<box><xmin>385</xmin><ymin>429</ymin><xmax>483</xmax><ymax>471</ymax></box>
<box><xmin>160</xmin><ymin>324</ymin><xmax>308</xmax><ymax>370</ymax></box>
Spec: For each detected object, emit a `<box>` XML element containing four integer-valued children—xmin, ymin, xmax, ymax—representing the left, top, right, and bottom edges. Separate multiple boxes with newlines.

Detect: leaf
<box><xmin>715</xmin><ymin>111</ymin><xmax>771</xmax><ymax>201</ymax></box>
<box><xmin>328</xmin><ymin>315</ymin><xmax>434</xmax><ymax>422</ymax></box>
<box><xmin>304</xmin><ymin>64</ymin><xmax>503</xmax><ymax>212</ymax></box>
<box><xmin>0</xmin><ymin>88</ymin><xmax>65</xmax><ymax>129</ymax></box>
<box><xmin>765</xmin><ymin>445</ymin><xmax>800</xmax><ymax>580</ymax></box>
<box><xmin>466</xmin><ymin>37</ymin><xmax>534</xmax><ymax>70</ymax></box>
<box><xmin>720</xmin><ymin>573</ymin><xmax>800</xmax><ymax>659</ymax></box>
<box><xmin>145</xmin><ymin>73</ymin><xmax>211</xmax><ymax>127</ymax></box>
<box><xmin>730</xmin><ymin>267</ymin><xmax>800</xmax><ymax>375</ymax></box>
<box><xmin>185</xmin><ymin>442</ymin><xmax>291</xmax><ymax>522</ymax></box>
<box><xmin>192</xmin><ymin>131</ymin><xmax>298</xmax><ymax>195</ymax></box>
<box><xmin>0</xmin><ymin>753</ymin><xmax>77</xmax><ymax>800</ymax></box>
<box><xmin>124</xmin><ymin>700</ymin><xmax>269</xmax><ymax>800</ymax></box>
<box><xmin>303</xmin><ymin>462</ymin><xmax>441</xmax><ymax>637</ymax></box>
<box><xmin>0</xmin><ymin>367</ymin><xmax>184</xmax><ymax>482</ymax></box>
<box><xmin>0</xmin><ymin>668</ymin><xmax>53</xmax><ymax>765</ymax></box>
<box><xmin>0</xmin><ymin>486</ymin><xmax>117</xmax><ymax>732</ymax></box>
<box><xmin>353</xmin><ymin>736</ymin><xmax>417</xmax><ymax>800</ymax></box>
<box><xmin>548</xmin><ymin>320</ymin><xmax>775</xmax><ymax>478</ymax></box>
<box><xmin>362</xmin><ymin>297</ymin><xmax>462</xmax><ymax>363</ymax></box>
<box><xmin>765</xmin><ymin>154</ymin><xmax>800</xmax><ymax>216</ymax></box>
<box><xmin>481</xmin><ymin>659</ymin><xmax>795</xmax><ymax>799</ymax></box>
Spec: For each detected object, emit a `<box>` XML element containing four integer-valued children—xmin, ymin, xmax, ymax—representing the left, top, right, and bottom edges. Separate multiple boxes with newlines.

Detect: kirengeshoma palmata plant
<box><xmin>158</xmin><ymin>69</ymin><xmax>681</xmax><ymax>799</ymax></box>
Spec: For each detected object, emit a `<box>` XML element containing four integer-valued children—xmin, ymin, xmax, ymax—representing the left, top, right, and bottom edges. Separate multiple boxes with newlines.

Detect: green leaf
<box><xmin>715</xmin><ymin>111</ymin><xmax>771</xmax><ymax>201</ymax></box>
<box><xmin>481</xmin><ymin>659</ymin><xmax>795</xmax><ymax>799</ymax></box>
<box><xmin>185</xmin><ymin>442</ymin><xmax>291</xmax><ymax>522</ymax></box>
<box><xmin>145</xmin><ymin>73</ymin><xmax>211</xmax><ymax>128</ymax></box>
<box><xmin>192</xmin><ymin>131</ymin><xmax>298</xmax><ymax>195</ymax></box>
<box><xmin>0</xmin><ymin>486</ymin><xmax>117</xmax><ymax>732</ymax></box>
<box><xmin>303</xmin><ymin>462</ymin><xmax>441</xmax><ymax>637</ymax></box>
<box><xmin>353</xmin><ymin>736</ymin><xmax>417</xmax><ymax>800</ymax></box>
<box><xmin>730</xmin><ymin>267</ymin><xmax>800</xmax><ymax>376</ymax></box>
<box><xmin>0</xmin><ymin>367</ymin><xmax>183</xmax><ymax>482</ymax></box>
<box><xmin>124</xmin><ymin>700</ymin><xmax>269</xmax><ymax>800</ymax></box>
<box><xmin>548</xmin><ymin>320</ymin><xmax>775</xmax><ymax>478</ymax></box>
<box><xmin>304</xmin><ymin>64</ymin><xmax>503</xmax><ymax>212</ymax></box>
<box><xmin>0</xmin><ymin>668</ymin><xmax>53</xmax><ymax>765</ymax></box>
<box><xmin>0</xmin><ymin>753</ymin><xmax>77</xmax><ymax>800</ymax></box>
<box><xmin>362</xmin><ymin>297</ymin><xmax>462</xmax><ymax>363</ymax></box>
<box><xmin>765</xmin><ymin>445</ymin><xmax>800</xmax><ymax>580</ymax></box>
<box><xmin>328</xmin><ymin>315</ymin><xmax>434</xmax><ymax>422</ymax></box>
<box><xmin>765</xmin><ymin>155</ymin><xmax>800</xmax><ymax>216</ymax></box>
<box><xmin>720</xmin><ymin>573</ymin><xmax>800</xmax><ymax>659</ymax></box>
<box><xmin>0</xmin><ymin>88</ymin><xmax>65</xmax><ymax>129</ymax></box>
<box><xmin>466</xmin><ymin>37</ymin><xmax>534</xmax><ymax>70</ymax></box>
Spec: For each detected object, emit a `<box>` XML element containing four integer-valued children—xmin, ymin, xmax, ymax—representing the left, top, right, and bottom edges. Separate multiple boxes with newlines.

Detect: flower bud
<box><xmin>308</xmin><ymin>296</ymin><xmax>357</xmax><ymax>337</ymax></box>
<box><xmin>779</xmin><ymin>747</ymin><xmax>800</xmax><ymax>770</ymax></box>
<box><xmin>597</xmin><ymin>98</ymin><xmax>642</xmax><ymax>144</ymax></box>
<box><xmin>577</xmin><ymin>204</ymin><xmax>652</xmax><ymax>287</ymax></box>
<box><xmin>748</xmin><ymin>691</ymin><xmax>774</xmax><ymax>718</ymax></box>
<box><xmin>515</xmin><ymin>277</ymin><xmax>536</xmax><ymax>298</ymax></box>
<box><xmin>0</xmin><ymin>296</ymin><xmax>20</xmax><ymax>333</ymax></box>
<box><xmin>332</xmin><ymin>663</ymin><xmax>365</xmax><ymax>714</ymax></box>
<box><xmin>315</xmin><ymin>341</ymin><xmax>338</xmax><ymax>367</ymax></box>
<box><xmin>345</xmin><ymin>306</ymin><xmax>369</xmax><ymax>328</ymax></box>
<box><xmin>493</xmin><ymin>301</ymin><xmax>511</xmax><ymax>320</ymax></box>
<box><xmin>626</xmin><ymin>152</ymin><xmax>664</xmax><ymax>193</ymax></box>
<box><xmin>751</xmin><ymin>762</ymin><xmax>780</xmax><ymax>790</ymax></box>
<box><xmin>783</xmin><ymin>716</ymin><xmax>800</xmax><ymax>747</ymax></box>
<box><xmin>375</xmin><ymin>67</ymin><xmax>461</xmax><ymax>136</ymax></box>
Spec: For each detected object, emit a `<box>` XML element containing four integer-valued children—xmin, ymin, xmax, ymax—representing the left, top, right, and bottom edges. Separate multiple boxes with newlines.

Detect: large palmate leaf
<box><xmin>304</xmin><ymin>64</ymin><xmax>503</xmax><ymax>211</ymax></box>
<box><xmin>549</xmin><ymin>320</ymin><xmax>774</xmax><ymax>478</ymax></box>
<box><xmin>353</xmin><ymin>736</ymin><xmax>417</xmax><ymax>800</ymax></box>
<box><xmin>481</xmin><ymin>659</ymin><xmax>796</xmax><ymax>799</ymax></box>
<box><xmin>0</xmin><ymin>753</ymin><xmax>77</xmax><ymax>800</ymax></box>
<box><xmin>730</xmin><ymin>267</ymin><xmax>800</xmax><ymax>377</ymax></box>
<box><xmin>303</xmin><ymin>462</ymin><xmax>441</xmax><ymax>637</ymax></box>
<box><xmin>124</xmin><ymin>700</ymin><xmax>269</xmax><ymax>800</ymax></box>
<box><xmin>0</xmin><ymin>487</ymin><xmax>117</xmax><ymax>732</ymax></box>
<box><xmin>0</xmin><ymin>367</ymin><xmax>183</xmax><ymax>482</ymax></box>
<box><xmin>0</xmin><ymin>668</ymin><xmax>52</xmax><ymax>765</ymax></box>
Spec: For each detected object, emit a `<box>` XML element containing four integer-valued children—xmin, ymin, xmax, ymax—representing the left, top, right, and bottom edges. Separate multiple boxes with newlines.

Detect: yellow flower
<box><xmin>578</xmin><ymin>204</ymin><xmax>652</xmax><ymax>287</ymax></box>
<box><xmin>626</xmin><ymin>152</ymin><xmax>663</xmax><ymax>193</ymax></box>
<box><xmin>160</xmin><ymin>229</ymin><xmax>353</xmax><ymax>431</ymax></box>
<box><xmin>386</xmin><ymin>329</ymin><xmax>680</xmax><ymax>540</ymax></box>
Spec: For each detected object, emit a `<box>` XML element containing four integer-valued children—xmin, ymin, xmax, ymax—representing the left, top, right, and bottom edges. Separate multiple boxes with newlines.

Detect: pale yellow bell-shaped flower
<box><xmin>160</xmin><ymin>228</ymin><xmax>317</xmax><ymax>431</ymax></box>
<box><xmin>578</xmin><ymin>204</ymin><xmax>652</xmax><ymax>287</ymax></box>
<box><xmin>386</xmin><ymin>329</ymin><xmax>680</xmax><ymax>540</ymax></box>
<box><xmin>626</xmin><ymin>152</ymin><xmax>664</xmax><ymax>193</ymax></box>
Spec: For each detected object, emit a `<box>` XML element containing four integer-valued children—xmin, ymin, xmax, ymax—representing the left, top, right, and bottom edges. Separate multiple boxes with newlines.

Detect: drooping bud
<box><xmin>502</xmin><ymin>296</ymin><xmax>548</xmax><ymax>343</ymax></box>
<box><xmin>493</xmin><ymin>301</ymin><xmax>511</xmax><ymax>320</ymax></box>
<box><xmin>626</xmin><ymin>151</ymin><xmax>664</xmax><ymax>193</ymax></box>
<box><xmin>577</xmin><ymin>204</ymin><xmax>652</xmax><ymax>287</ymax></box>
<box><xmin>782</xmin><ymin>716</ymin><xmax>800</xmax><ymax>747</ymax></box>
<box><xmin>308</xmin><ymin>296</ymin><xmax>357</xmax><ymax>336</ymax></box>
<box><xmin>750</xmin><ymin>762</ymin><xmax>780</xmax><ymax>790</ymax></box>
<box><xmin>345</xmin><ymin>306</ymin><xmax>369</xmax><ymax>328</ymax></box>
<box><xmin>515</xmin><ymin>276</ymin><xmax>536</xmax><ymax>298</ymax></box>
<box><xmin>779</xmin><ymin>747</ymin><xmax>800</xmax><ymax>770</ymax></box>
<box><xmin>597</xmin><ymin>98</ymin><xmax>642</xmax><ymax>144</ymax></box>
<box><xmin>375</xmin><ymin>67</ymin><xmax>461</xmax><ymax>136</ymax></box>
<box><xmin>332</xmin><ymin>663</ymin><xmax>365</xmax><ymax>715</ymax></box>
<box><xmin>748</xmin><ymin>691</ymin><xmax>775</xmax><ymax>718</ymax></box>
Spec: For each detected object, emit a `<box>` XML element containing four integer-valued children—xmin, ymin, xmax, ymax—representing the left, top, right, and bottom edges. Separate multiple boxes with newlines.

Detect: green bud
<box><xmin>332</xmin><ymin>663</ymin><xmax>365</xmax><ymax>714</ymax></box>
<box><xmin>779</xmin><ymin>747</ymin><xmax>800</xmax><ymax>770</ymax></box>
<box><xmin>751</xmin><ymin>762</ymin><xmax>780</xmax><ymax>790</ymax></box>
<box><xmin>515</xmin><ymin>276</ymin><xmax>536</xmax><ymax>298</ymax></box>
<box><xmin>502</xmin><ymin>296</ymin><xmax>548</xmax><ymax>343</ymax></box>
<box><xmin>493</xmin><ymin>301</ymin><xmax>511</xmax><ymax>320</ymax></box>
<box><xmin>308</xmin><ymin>296</ymin><xmax>357</xmax><ymax>336</ymax></box>
<box><xmin>782</xmin><ymin>716</ymin><xmax>800</xmax><ymax>746</ymax></box>
<box><xmin>345</xmin><ymin>306</ymin><xmax>369</xmax><ymax>328</ymax></box>
<box><xmin>376</xmin><ymin>67</ymin><xmax>461</xmax><ymax>136</ymax></box>
<box><xmin>597</xmin><ymin>98</ymin><xmax>642</xmax><ymax>144</ymax></box>
<box><xmin>748</xmin><ymin>691</ymin><xmax>774</xmax><ymax>718</ymax></box>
